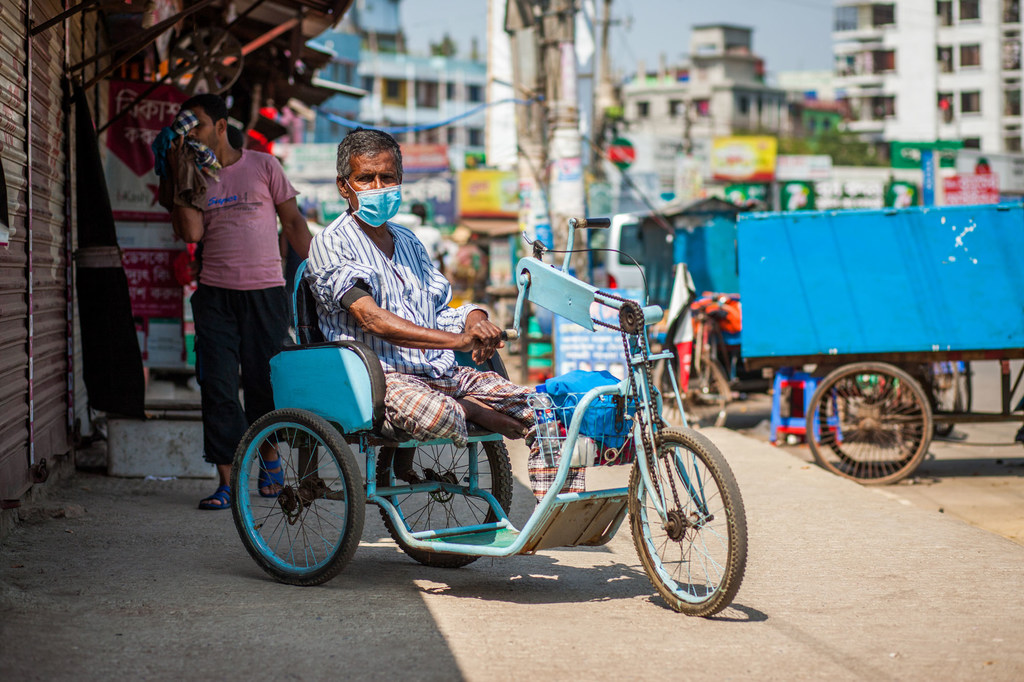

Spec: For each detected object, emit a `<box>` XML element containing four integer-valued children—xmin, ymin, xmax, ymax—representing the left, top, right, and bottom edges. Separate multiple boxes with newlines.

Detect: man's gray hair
<box><xmin>336</xmin><ymin>128</ymin><xmax>403</xmax><ymax>183</ymax></box>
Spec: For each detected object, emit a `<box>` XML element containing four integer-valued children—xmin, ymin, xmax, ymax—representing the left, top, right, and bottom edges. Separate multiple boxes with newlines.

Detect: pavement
<box><xmin>2</xmin><ymin>427</ymin><xmax>1023</xmax><ymax>680</ymax></box>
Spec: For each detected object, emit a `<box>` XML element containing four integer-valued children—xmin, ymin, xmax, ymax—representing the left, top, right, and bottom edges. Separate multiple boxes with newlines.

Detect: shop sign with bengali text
<box><xmin>710</xmin><ymin>136</ymin><xmax>778</xmax><ymax>182</ymax></box>
<box><xmin>458</xmin><ymin>169</ymin><xmax>519</xmax><ymax>218</ymax></box>
<box><xmin>813</xmin><ymin>179</ymin><xmax>885</xmax><ymax>210</ymax></box>
<box><xmin>942</xmin><ymin>173</ymin><xmax>1000</xmax><ymax>205</ymax></box>
<box><xmin>724</xmin><ymin>183</ymin><xmax>769</xmax><ymax>205</ymax></box>
<box><xmin>401</xmin><ymin>143</ymin><xmax>450</xmax><ymax>173</ymax></box>
<box><xmin>776</xmin><ymin>155</ymin><xmax>833</xmax><ymax>181</ymax></box>
<box><xmin>401</xmin><ymin>172</ymin><xmax>457</xmax><ymax>226</ymax></box>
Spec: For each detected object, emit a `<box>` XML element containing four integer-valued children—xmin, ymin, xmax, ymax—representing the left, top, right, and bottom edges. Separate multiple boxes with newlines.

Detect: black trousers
<box><xmin>191</xmin><ymin>284</ymin><xmax>288</xmax><ymax>466</ymax></box>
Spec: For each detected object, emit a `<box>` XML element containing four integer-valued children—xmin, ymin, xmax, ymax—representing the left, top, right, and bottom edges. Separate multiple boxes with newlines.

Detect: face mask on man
<box><xmin>347</xmin><ymin>181</ymin><xmax>403</xmax><ymax>227</ymax></box>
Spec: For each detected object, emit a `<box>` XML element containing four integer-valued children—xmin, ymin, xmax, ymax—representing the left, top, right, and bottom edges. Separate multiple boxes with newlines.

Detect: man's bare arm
<box><xmin>348</xmin><ymin>296</ymin><xmax>500</xmax><ymax>358</ymax></box>
<box><xmin>277</xmin><ymin>198</ymin><xmax>311</xmax><ymax>259</ymax></box>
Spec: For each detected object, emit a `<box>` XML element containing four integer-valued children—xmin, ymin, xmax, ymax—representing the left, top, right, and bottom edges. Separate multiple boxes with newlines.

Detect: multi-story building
<box><xmin>357</xmin><ymin>51</ymin><xmax>488</xmax><ymax>167</ymax></box>
<box><xmin>833</xmin><ymin>0</ymin><xmax>1021</xmax><ymax>152</ymax></box>
<box><xmin>620</xmin><ymin>25</ymin><xmax>790</xmax><ymax>145</ymax></box>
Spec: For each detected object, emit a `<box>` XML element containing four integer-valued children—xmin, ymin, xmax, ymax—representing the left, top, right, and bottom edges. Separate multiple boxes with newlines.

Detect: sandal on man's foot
<box><xmin>258</xmin><ymin>459</ymin><xmax>285</xmax><ymax>498</ymax></box>
<box><xmin>198</xmin><ymin>485</ymin><xmax>232</xmax><ymax>510</ymax></box>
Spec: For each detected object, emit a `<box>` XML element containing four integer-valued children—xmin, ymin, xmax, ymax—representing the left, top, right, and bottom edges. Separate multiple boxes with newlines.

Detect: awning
<box><xmin>458</xmin><ymin>218</ymin><xmax>523</xmax><ymax>237</ymax></box>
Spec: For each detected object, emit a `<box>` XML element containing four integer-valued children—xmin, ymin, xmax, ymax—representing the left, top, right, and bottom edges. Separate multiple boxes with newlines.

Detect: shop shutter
<box><xmin>0</xmin><ymin>0</ymin><xmax>30</xmax><ymax>498</ymax></box>
<box><xmin>28</xmin><ymin>0</ymin><xmax>71</xmax><ymax>466</ymax></box>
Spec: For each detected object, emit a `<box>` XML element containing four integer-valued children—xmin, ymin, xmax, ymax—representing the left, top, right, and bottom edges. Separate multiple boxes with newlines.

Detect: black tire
<box><xmin>376</xmin><ymin>440</ymin><xmax>514</xmax><ymax>568</ymax></box>
<box><xmin>806</xmin><ymin>362</ymin><xmax>933</xmax><ymax>485</ymax></box>
<box><xmin>628</xmin><ymin>427</ymin><xmax>747</xmax><ymax>616</ymax></box>
<box><xmin>231</xmin><ymin>409</ymin><xmax>365</xmax><ymax>586</ymax></box>
<box><xmin>685</xmin><ymin>356</ymin><xmax>730</xmax><ymax>428</ymax></box>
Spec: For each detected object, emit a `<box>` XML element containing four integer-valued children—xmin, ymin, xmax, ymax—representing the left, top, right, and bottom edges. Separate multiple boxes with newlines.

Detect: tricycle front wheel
<box><xmin>231</xmin><ymin>409</ymin><xmax>365</xmax><ymax>585</ymax></box>
<box><xmin>629</xmin><ymin>427</ymin><xmax>747</xmax><ymax>616</ymax></box>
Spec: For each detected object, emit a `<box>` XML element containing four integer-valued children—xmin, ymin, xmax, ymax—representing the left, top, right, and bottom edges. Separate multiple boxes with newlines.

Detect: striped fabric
<box><xmin>307</xmin><ymin>212</ymin><xmax>480</xmax><ymax>378</ymax></box>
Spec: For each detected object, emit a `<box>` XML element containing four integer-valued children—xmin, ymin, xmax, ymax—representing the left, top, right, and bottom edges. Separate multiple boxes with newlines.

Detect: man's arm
<box><xmin>277</xmin><ymin>197</ymin><xmax>311</xmax><ymax>259</ymax></box>
<box><xmin>170</xmin><ymin>202</ymin><xmax>204</xmax><ymax>243</ymax></box>
<box><xmin>348</xmin><ymin>296</ymin><xmax>500</xmax><ymax>362</ymax></box>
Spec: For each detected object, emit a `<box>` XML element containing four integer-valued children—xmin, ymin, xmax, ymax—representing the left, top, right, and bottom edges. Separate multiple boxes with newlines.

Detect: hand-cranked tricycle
<box><xmin>229</xmin><ymin>217</ymin><xmax>748</xmax><ymax>616</ymax></box>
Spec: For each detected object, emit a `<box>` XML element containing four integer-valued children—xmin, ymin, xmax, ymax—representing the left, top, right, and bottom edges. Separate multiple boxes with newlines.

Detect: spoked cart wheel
<box><xmin>806</xmin><ymin>362</ymin><xmax>933</xmax><ymax>485</ymax></box>
<box><xmin>231</xmin><ymin>409</ymin><xmax>365</xmax><ymax>585</ymax></box>
<box><xmin>654</xmin><ymin>350</ymin><xmax>730</xmax><ymax>428</ymax></box>
<box><xmin>376</xmin><ymin>440</ymin><xmax>514</xmax><ymax>568</ymax></box>
<box><xmin>628</xmin><ymin>427</ymin><xmax>747</xmax><ymax>616</ymax></box>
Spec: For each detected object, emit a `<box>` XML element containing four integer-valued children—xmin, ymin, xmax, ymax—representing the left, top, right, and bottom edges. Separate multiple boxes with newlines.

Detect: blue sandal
<box><xmin>198</xmin><ymin>485</ymin><xmax>232</xmax><ymax>510</ymax></box>
<box><xmin>258</xmin><ymin>459</ymin><xmax>285</xmax><ymax>498</ymax></box>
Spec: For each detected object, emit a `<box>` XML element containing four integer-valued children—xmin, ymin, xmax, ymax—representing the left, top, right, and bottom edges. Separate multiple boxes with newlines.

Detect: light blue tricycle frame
<box><xmin>273</xmin><ymin>223</ymin><xmax>695</xmax><ymax>558</ymax></box>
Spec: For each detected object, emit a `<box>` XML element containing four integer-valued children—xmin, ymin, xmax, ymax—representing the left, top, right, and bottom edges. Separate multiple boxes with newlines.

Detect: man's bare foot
<box><xmin>458</xmin><ymin>398</ymin><xmax>530</xmax><ymax>440</ymax></box>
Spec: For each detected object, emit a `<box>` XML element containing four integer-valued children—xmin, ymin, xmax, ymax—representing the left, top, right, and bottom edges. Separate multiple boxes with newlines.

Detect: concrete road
<box><xmin>2</xmin><ymin>428</ymin><xmax>1022</xmax><ymax>680</ymax></box>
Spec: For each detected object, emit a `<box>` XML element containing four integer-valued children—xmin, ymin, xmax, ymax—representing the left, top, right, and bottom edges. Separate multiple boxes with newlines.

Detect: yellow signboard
<box><xmin>458</xmin><ymin>169</ymin><xmax>519</xmax><ymax>218</ymax></box>
<box><xmin>710</xmin><ymin>136</ymin><xmax>778</xmax><ymax>182</ymax></box>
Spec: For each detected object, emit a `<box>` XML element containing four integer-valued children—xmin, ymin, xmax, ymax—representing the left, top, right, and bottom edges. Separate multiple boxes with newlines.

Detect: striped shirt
<box><xmin>307</xmin><ymin>211</ymin><xmax>479</xmax><ymax>378</ymax></box>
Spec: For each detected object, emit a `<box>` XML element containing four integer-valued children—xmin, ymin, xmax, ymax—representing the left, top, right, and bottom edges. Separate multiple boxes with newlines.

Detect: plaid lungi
<box><xmin>381</xmin><ymin>366</ymin><xmax>586</xmax><ymax>499</ymax></box>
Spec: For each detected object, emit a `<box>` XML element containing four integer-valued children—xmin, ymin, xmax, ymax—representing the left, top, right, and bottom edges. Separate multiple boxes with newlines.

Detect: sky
<box><xmin>400</xmin><ymin>0</ymin><xmax>835</xmax><ymax>80</ymax></box>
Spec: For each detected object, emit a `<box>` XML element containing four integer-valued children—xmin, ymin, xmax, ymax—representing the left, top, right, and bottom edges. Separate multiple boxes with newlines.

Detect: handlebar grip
<box><xmin>570</xmin><ymin>217</ymin><xmax>611</xmax><ymax>229</ymax></box>
<box><xmin>500</xmin><ymin>329</ymin><xmax>519</xmax><ymax>341</ymax></box>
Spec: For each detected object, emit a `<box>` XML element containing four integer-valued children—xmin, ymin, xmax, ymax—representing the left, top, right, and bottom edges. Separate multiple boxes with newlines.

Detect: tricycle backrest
<box><xmin>738</xmin><ymin>203</ymin><xmax>1024</xmax><ymax>359</ymax></box>
<box><xmin>271</xmin><ymin>342</ymin><xmax>386</xmax><ymax>433</ymax></box>
<box><xmin>293</xmin><ymin>261</ymin><xmax>326</xmax><ymax>345</ymax></box>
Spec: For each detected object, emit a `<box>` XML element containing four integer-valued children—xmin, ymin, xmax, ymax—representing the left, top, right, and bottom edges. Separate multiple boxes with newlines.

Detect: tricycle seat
<box><xmin>271</xmin><ymin>268</ymin><xmax>510</xmax><ymax>440</ymax></box>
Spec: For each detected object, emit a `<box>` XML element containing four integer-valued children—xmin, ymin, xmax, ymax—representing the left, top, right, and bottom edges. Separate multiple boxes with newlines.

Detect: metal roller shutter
<box><xmin>0</xmin><ymin>0</ymin><xmax>30</xmax><ymax>499</ymax></box>
<box><xmin>28</xmin><ymin>0</ymin><xmax>71</xmax><ymax>468</ymax></box>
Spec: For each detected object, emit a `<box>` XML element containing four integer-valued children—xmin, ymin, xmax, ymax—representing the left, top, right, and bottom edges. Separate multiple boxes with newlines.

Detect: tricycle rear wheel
<box><xmin>231</xmin><ymin>409</ymin><xmax>365</xmax><ymax>585</ymax></box>
<box><xmin>807</xmin><ymin>362</ymin><xmax>932</xmax><ymax>485</ymax></box>
<box><xmin>376</xmin><ymin>440</ymin><xmax>513</xmax><ymax>568</ymax></box>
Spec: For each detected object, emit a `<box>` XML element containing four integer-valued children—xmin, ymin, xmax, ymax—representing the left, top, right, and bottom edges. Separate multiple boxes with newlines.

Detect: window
<box><xmin>960</xmin><ymin>0</ymin><xmax>980</xmax><ymax>20</ymax></box>
<box><xmin>870</xmin><ymin>95</ymin><xmax>896</xmax><ymax>119</ymax></box>
<box><xmin>875</xmin><ymin>49</ymin><xmax>896</xmax><ymax>72</ymax></box>
<box><xmin>468</xmin><ymin>128</ymin><xmax>483</xmax><ymax>146</ymax></box>
<box><xmin>362</xmin><ymin>75</ymin><xmax>374</xmax><ymax>92</ymax></box>
<box><xmin>961</xmin><ymin>90</ymin><xmax>981</xmax><ymax>113</ymax></box>
<box><xmin>467</xmin><ymin>85</ymin><xmax>483</xmax><ymax>102</ymax></box>
<box><xmin>834</xmin><ymin>5</ymin><xmax>859</xmax><ymax>30</ymax></box>
<box><xmin>938</xmin><ymin>1</ymin><xmax>953</xmax><ymax>25</ymax></box>
<box><xmin>669</xmin><ymin>99</ymin><xmax>683</xmax><ymax>117</ymax></box>
<box><xmin>1006</xmin><ymin>0</ymin><xmax>1020</xmax><ymax>23</ymax></box>
<box><xmin>962</xmin><ymin>137</ymin><xmax>981</xmax><ymax>148</ymax></box>
<box><xmin>446</xmin><ymin>127</ymin><xmax>457</xmax><ymax>144</ymax></box>
<box><xmin>938</xmin><ymin>92</ymin><xmax>955</xmax><ymax>122</ymax></box>
<box><xmin>938</xmin><ymin>46</ymin><xmax>954</xmax><ymax>72</ymax></box>
<box><xmin>421</xmin><ymin>128</ymin><xmax>440</xmax><ymax>144</ymax></box>
<box><xmin>1005</xmin><ymin>38</ymin><xmax>1022</xmax><ymax>70</ymax></box>
<box><xmin>872</xmin><ymin>3</ymin><xmax>895</xmax><ymax>26</ymax></box>
<box><xmin>417</xmin><ymin>81</ymin><xmax>439</xmax><ymax>108</ymax></box>
<box><xmin>737</xmin><ymin>96</ymin><xmax>749</xmax><ymax>115</ymax></box>
<box><xmin>617</xmin><ymin>222</ymin><xmax>644</xmax><ymax>266</ymax></box>
<box><xmin>446</xmin><ymin>82</ymin><xmax>456</xmax><ymax>100</ymax></box>
<box><xmin>960</xmin><ymin>44</ymin><xmax>981</xmax><ymax>68</ymax></box>
<box><xmin>694</xmin><ymin>99</ymin><xmax>710</xmax><ymax>117</ymax></box>
<box><xmin>637</xmin><ymin>100</ymin><xmax>650</xmax><ymax>118</ymax></box>
<box><xmin>1006</xmin><ymin>135</ymin><xmax>1022</xmax><ymax>151</ymax></box>
<box><xmin>383</xmin><ymin>78</ymin><xmax>405</xmax><ymax>105</ymax></box>
<box><xmin>1006</xmin><ymin>88</ymin><xmax>1022</xmax><ymax>115</ymax></box>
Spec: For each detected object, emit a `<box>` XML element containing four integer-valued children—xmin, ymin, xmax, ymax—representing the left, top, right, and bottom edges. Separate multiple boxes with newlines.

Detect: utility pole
<box><xmin>592</xmin><ymin>0</ymin><xmax>614</xmax><ymax>183</ymax></box>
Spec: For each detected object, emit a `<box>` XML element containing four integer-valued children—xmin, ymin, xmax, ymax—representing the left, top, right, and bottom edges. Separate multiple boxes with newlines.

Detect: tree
<box><xmin>430</xmin><ymin>34</ymin><xmax>457</xmax><ymax>58</ymax></box>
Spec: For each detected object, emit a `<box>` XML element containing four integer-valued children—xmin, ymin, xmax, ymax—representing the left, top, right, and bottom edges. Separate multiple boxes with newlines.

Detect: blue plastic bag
<box><xmin>542</xmin><ymin>370</ymin><xmax>635</xmax><ymax>448</ymax></box>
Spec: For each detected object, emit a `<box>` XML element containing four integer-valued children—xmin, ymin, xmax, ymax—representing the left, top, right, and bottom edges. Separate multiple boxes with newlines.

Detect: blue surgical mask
<box><xmin>348</xmin><ymin>182</ymin><xmax>403</xmax><ymax>227</ymax></box>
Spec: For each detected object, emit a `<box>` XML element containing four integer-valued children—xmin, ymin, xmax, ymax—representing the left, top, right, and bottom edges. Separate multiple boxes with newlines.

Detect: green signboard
<box><xmin>885</xmin><ymin>180</ymin><xmax>920</xmax><ymax>208</ymax></box>
<box><xmin>890</xmin><ymin>141</ymin><xmax>962</xmax><ymax>169</ymax></box>
<box><xmin>724</xmin><ymin>183</ymin><xmax>769</xmax><ymax>205</ymax></box>
<box><xmin>780</xmin><ymin>181</ymin><xmax>816</xmax><ymax>211</ymax></box>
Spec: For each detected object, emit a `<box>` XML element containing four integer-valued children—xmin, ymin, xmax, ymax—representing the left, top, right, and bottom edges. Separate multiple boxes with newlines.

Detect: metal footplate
<box><xmin>520</xmin><ymin>489</ymin><xmax>629</xmax><ymax>553</ymax></box>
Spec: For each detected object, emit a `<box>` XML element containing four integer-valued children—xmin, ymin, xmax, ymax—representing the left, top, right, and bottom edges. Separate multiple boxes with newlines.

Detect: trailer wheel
<box><xmin>806</xmin><ymin>362</ymin><xmax>932</xmax><ymax>485</ymax></box>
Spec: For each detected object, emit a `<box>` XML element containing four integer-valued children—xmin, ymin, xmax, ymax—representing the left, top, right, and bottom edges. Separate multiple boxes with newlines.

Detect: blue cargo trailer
<box><xmin>737</xmin><ymin>203</ymin><xmax>1024</xmax><ymax>484</ymax></box>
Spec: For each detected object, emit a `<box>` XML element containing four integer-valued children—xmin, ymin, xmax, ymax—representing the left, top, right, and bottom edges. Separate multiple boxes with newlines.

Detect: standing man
<box><xmin>165</xmin><ymin>94</ymin><xmax>311</xmax><ymax>510</ymax></box>
<box><xmin>306</xmin><ymin>128</ymin><xmax>584</xmax><ymax>498</ymax></box>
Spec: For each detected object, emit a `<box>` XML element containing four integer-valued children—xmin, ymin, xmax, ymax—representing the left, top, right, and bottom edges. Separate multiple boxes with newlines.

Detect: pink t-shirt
<box><xmin>199</xmin><ymin>149</ymin><xmax>298</xmax><ymax>290</ymax></box>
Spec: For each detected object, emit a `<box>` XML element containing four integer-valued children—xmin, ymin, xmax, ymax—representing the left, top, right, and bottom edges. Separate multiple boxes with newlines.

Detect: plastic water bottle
<box><xmin>531</xmin><ymin>390</ymin><xmax>560</xmax><ymax>467</ymax></box>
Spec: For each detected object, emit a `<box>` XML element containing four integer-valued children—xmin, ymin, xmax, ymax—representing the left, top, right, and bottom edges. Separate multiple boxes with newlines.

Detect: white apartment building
<box><xmin>834</xmin><ymin>0</ymin><xmax>1021</xmax><ymax>152</ymax></box>
<box><xmin>621</xmin><ymin>25</ymin><xmax>790</xmax><ymax>144</ymax></box>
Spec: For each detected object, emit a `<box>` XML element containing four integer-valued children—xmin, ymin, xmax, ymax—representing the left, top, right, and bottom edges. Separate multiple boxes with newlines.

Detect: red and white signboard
<box><xmin>943</xmin><ymin>173</ymin><xmax>1000</xmax><ymax>205</ymax></box>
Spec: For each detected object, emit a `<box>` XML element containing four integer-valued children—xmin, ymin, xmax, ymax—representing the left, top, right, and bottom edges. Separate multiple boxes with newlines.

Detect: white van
<box><xmin>588</xmin><ymin>212</ymin><xmax>647</xmax><ymax>290</ymax></box>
